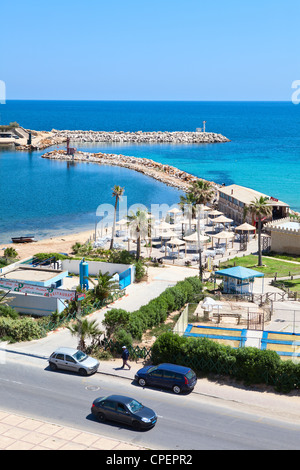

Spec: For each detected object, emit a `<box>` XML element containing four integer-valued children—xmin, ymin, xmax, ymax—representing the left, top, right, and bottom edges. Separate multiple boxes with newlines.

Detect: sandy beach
<box><xmin>0</xmin><ymin>229</ymin><xmax>95</xmax><ymax>261</ymax></box>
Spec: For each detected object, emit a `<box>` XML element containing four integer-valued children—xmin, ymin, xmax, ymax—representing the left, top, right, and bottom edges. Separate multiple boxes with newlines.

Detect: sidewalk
<box><xmin>0</xmin><ymin>407</ymin><xmax>149</xmax><ymax>450</ymax></box>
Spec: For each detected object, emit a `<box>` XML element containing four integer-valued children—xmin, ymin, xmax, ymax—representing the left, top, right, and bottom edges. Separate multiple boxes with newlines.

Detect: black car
<box><xmin>91</xmin><ymin>395</ymin><xmax>157</xmax><ymax>430</ymax></box>
<box><xmin>135</xmin><ymin>363</ymin><xmax>197</xmax><ymax>394</ymax></box>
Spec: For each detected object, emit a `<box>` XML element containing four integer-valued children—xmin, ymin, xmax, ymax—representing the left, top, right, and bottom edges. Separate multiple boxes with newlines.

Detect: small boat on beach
<box><xmin>11</xmin><ymin>235</ymin><xmax>37</xmax><ymax>243</ymax></box>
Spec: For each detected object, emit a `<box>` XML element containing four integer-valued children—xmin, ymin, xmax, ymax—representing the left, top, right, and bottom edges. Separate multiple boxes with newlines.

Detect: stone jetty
<box><xmin>51</xmin><ymin>129</ymin><xmax>230</xmax><ymax>144</ymax></box>
<box><xmin>16</xmin><ymin>128</ymin><xmax>230</xmax><ymax>151</ymax></box>
<box><xmin>41</xmin><ymin>149</ymin><xmax>220</xmax><ymax>194</ymax></box>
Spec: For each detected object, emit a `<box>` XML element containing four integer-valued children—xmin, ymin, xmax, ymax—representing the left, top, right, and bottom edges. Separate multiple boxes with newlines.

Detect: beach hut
<box><xmin>215</xmin><ymin>266</ymin><xmax>264</xmax><ymax>295</ymax></box>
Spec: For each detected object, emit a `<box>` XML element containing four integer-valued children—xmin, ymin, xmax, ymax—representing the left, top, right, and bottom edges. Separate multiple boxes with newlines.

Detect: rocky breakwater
<box><xmin>41</xmin><ymin>149</ymin><xmax>220</xmax><ymax>194</ymax></box>
<box><xmin>51</xmin><ymin>129</ymin><xmax>230</xmax><ymax>144</ymax></box>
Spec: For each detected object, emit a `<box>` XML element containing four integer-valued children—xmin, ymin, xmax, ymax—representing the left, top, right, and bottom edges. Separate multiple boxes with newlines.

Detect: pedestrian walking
<box><xmin>121</xmin><ymin>346</ymin><xmax>131</xmax><ymax>369</ymax></box>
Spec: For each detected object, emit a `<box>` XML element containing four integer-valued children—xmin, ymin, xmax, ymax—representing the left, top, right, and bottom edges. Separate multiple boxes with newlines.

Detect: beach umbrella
<box><xmin>211</xmin><ymin>230</ymin><xmax>235</xmax><ymax>249</ymax></box>
<box><xmin>160</xmin><ymin>229</ymin><xmax>177</xmax><ymax>238</ymax></box>
<box><xmin>116</xmin><ymin>218</ymin><xmax>129</xmax><ymax>228</ymax></box>
<box><xmin>235</xmin><ymin>222</ymin><xmax>256</xmax><ymax>232</ymax></box>
<box><xmin>167</xmin><ymin>237</ymin><xmax>186</xmax><ymax>246</ymax></box>
<box><xmin>235</xmin><ymin>222</ymin><xmax>256</xmax><ymax>247</ymax></box>
<box><xmin>167</xmin><ymin>237</ymin><xmax>186</xmax><ymax>258</ymax></box>
<box><xmin>167</xmin><ymin>207</ymin><xmax>181</xmax><ymax>214</ymax></box>
<box><xmin>212</xmin><ymin>215</ymin><xmax>233</xmax><ymax>224</ymax></box>
<box><xmin>208</xmin><ymin>210</ymin><xmax>223</xmax><ymax>218</ymax></box>
<box><xmin>183</xmin><ymin>232</ymin><xmax>209</xmax><ymax>243</ymax></box>
<box><xmin>157</xmin><ymin>221</ymin><xmax>173</xmax><ymax>229</ymax></box>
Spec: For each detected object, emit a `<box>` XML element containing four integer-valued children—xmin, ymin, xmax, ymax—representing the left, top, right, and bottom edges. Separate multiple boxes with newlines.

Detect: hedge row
<box><xmin>151</xmin><ymin>332</ymin><xmax>300</xmax><ymax>393</ymax></box>
<box><xmin>104</xmin><ymin>276</ymin><xmax>203</xmax><ymax>341</ymax></box>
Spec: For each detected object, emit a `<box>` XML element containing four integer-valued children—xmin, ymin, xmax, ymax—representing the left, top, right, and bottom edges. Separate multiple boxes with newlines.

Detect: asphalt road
<box><xmin>0</xmin><ymin>354</ymin><xmax>299</xmax><ymax>450</ymax></box>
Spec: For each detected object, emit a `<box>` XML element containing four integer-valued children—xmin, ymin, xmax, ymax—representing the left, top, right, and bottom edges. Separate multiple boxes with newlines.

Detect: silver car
<box><xmin>48</xmin><ymin>347</ymin><xmax>99</xmax><ymax>376</ymax></box>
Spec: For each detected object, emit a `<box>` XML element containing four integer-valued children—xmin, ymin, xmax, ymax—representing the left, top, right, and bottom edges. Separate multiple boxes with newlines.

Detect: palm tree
<box><xmin>180</xmin><ymin>180</ymin><xmax>214</xmax><ymax>281</ymax></box>
<box><xmin>127</xmin><ymin>209</ymin><xmax>148</xmax><ymax>260</ymax></box>
<box><xmin>110</xmin><ymin>185</ymin><xmax>125</xmax><ymax>250</ymax></box>
<box><xmin>190</xmin><ymin>179</ymin><xmax>215</xmax><ymax>207</ymax></box>
<box><xmin>249</xmin><ymin>196</ymin><xmax>272</xmax><ymax>266</ymax></box>
<box><xmin>68</xmin><ymin>318</ymin><xmax>103</xmax><ymax>352</ymax></box>
<box><xmin>90</xmin><ymin>271</ymin><xmax>120</xmax><ymax>303</ymax></box>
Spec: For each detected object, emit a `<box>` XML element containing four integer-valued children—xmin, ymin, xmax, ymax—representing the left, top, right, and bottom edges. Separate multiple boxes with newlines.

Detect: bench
<box><xmin>212</xmin><ymin>313</ymin><xmax>242</xmax><ymax>325</ymax></box>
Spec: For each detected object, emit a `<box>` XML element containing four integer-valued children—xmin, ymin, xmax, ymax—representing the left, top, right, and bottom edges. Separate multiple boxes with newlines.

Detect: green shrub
<box><xmin>34</xmin><ymin>252</ymin><xmax>69</xmax><ymax>262</ymax></box>
<box><xmin>234</xmin><ymin>347</ymin><xmax>281</xmax><ymax>385</ymax></box>
<box><xmin>0</xmin><ymin>317</ymin><xmax>45</xmax><ymax>342</ymax></box>
<box><xmin>273</xmin><ymin>360</ymin><xmax>300</xmax><ymax>393</ymax></box>
<box><xmin>102</xmin><ymin>309</ymin><xmax>130</xmax><ymax>338</ymax></box>
<box><xmin>114</xmin><ymin>328</ymin><xmax>133</xmax><ymax>348</ymax></box>
<box><xmin>0</xmin><ymin>305</ymin><xmax>19</xmax><ymax>320</ymax></box>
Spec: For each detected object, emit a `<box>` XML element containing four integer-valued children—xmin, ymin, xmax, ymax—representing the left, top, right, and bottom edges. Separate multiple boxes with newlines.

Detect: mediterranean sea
<box><xmin>0</xmin><ymin>101</ymin><xmax>299</xmax><ymax>243</ymax></box>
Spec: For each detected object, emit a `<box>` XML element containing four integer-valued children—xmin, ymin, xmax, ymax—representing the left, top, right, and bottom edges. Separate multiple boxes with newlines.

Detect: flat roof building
<box><xmin>218</xmin><ymin>184</ymin><xmax>289</xmax><ymax>226</ymax></box>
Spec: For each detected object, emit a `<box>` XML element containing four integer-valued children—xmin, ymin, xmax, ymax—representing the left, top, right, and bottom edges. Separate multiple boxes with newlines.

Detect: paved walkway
<box><xmin>0</xmin><ymin>407</ymin><xmax>148</xmax><ymax>450</ymax></box>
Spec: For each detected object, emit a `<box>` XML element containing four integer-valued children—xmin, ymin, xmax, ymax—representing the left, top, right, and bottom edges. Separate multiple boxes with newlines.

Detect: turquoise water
<box><xmin>0</xmin><ymin>101</ymin><xmax>299</xmax><ymax>243</ymax></box>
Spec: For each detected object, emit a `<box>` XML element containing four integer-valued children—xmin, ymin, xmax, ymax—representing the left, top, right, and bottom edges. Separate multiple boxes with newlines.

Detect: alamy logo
<box><xmin>291</xmin><ymin>80</ymin><xmax>300</xmax><ymax>105</ymax></box>
<box><xmin>0</xmin><ymin>80</ymin><xmax>6</xmax><ymax>104</ymax></box>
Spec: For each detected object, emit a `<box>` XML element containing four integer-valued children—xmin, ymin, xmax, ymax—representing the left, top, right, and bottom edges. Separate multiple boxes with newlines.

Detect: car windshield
<box><xmin>73</xmin><ymin>350</ymin><xmax>88</xmax><ymax>362</ymax></box>
<box><xmin>127</xmin><ymin>400</ymin><xmax>143</xmax><ymax>414</ymax></box>
<box><xmin>147</xmin><ymin>366</ymin><xmax>158</xmax><ymax>373</ymax></box>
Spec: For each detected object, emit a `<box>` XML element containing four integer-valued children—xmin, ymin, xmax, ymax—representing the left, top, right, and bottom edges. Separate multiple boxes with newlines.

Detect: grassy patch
<box><xmin>219</xmin><ymin>255</ymin><xmax>300</xmax><ymax>278</ymax></box>
<box><xmin>264</xmin><ymin>252</ymin><xmax>300</xmax><ymax>263</ymax></box>
<box><xmin>274</xmin><ymin>279</ymin><xmax>300</xmax><ymax>293</ymax></box>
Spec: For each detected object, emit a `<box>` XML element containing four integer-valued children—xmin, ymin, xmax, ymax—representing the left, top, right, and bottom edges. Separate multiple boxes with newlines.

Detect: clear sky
<box><xmin>1</xmin><ymin>0</ymin><xmax>299</xmax><ymax>100</ymax></box>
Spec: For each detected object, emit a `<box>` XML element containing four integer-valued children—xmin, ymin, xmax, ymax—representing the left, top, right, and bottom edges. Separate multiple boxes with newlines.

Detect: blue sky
<box><xmin>1</xmin><ymin>0</ymin><xmax>299</xmax><ymax>100</ymax></box>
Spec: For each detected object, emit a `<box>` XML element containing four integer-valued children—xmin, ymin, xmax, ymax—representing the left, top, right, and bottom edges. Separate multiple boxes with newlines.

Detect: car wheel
<box><xmin>79</xmin><ymin>368</ymin><xmax>87</xmax><ymax>376</ymax></box>
<box><xmin>49</xmin><ymin>362</ymin><xmax>57</xmax><ymax>371</ymax></box>
<box><xmin>138</xmin><ymin>378</ymin><xmax>146</xmax><ymax>387</ymax></box>
<box><xmin>172</xmin><ymin>385</ymin><xmax>181</xmax><ymax>394</ymax></box>
<box><xmin>97</xmin><ymin>412</ymin><xmax>106</xmax><ymax>422</ymax></box>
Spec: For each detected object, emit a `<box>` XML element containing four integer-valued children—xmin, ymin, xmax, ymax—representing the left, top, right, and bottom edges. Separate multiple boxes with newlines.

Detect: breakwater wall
<box><xmin>51</xmin><ymin>129</ymin><xmax>230</xmax><ymax>144</ymax></box>
<box><xmin>16</xmin><ymin>129</ymin><xmax>229</xmax><ymax>151</ymax></box>
<box><xmin>41</xmin><ymin>149</ymin><xmax>219</xmax><ymax>193</ymax></box>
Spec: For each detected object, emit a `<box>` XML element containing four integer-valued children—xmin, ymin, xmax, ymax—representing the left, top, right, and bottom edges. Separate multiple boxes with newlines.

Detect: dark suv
<box><xmin>135</xmin><ymin>363</ymin><xmax>197</xmax><ymax>394</ymax></box>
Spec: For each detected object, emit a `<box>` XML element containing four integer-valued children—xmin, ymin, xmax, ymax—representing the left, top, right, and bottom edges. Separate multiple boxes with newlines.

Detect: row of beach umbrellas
<box><xmin>113</xmin><ymin>206</ymin><xmax>256</xmax><ymax>255</ymax></box>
